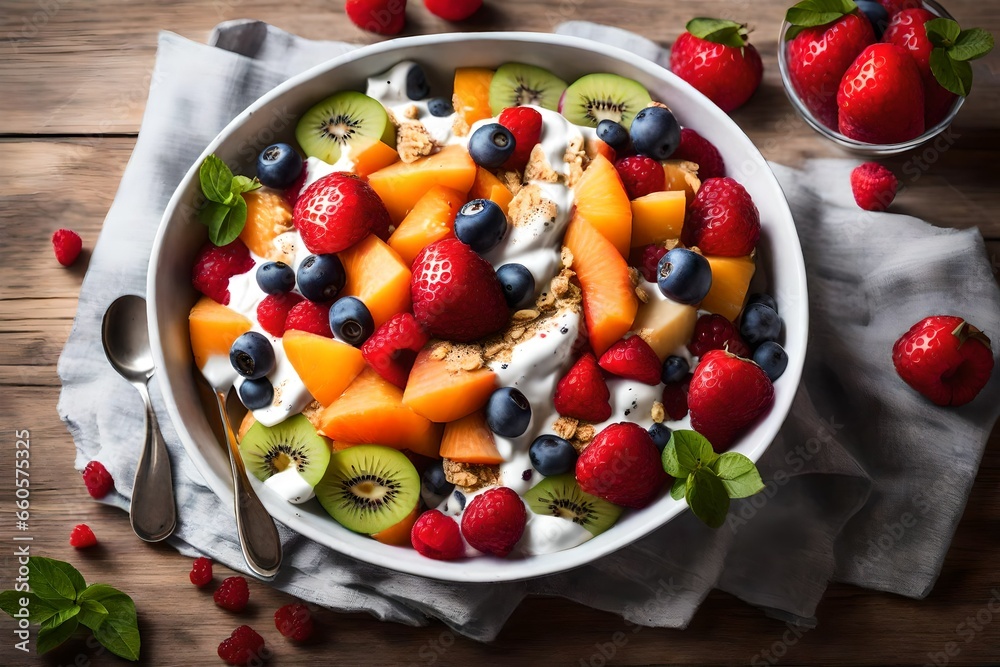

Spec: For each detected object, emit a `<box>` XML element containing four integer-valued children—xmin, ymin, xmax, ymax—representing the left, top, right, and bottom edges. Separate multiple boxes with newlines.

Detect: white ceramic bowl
<box><xmin>148</xmin><ymin>32</ymin><xmax>808</xmax><ymax>583</ymax></box>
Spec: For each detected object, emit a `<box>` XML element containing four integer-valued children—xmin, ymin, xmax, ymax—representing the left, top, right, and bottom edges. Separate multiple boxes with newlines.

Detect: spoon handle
<box><xmin>130</xmin><ymin>382</ymin><xmax>177</xmax><ymax>543</ymax></box>
<box><xmin>216</xmin><ymin>390</ymin><xmax>283</xmax><ymax>579</ymax></box>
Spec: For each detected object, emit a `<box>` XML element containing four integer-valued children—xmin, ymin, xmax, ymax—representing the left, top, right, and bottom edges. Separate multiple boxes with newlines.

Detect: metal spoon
<box><xmin>101</xmin><ymin>295</ymin><xmax>177</xmax><ymax>542</ymax></box>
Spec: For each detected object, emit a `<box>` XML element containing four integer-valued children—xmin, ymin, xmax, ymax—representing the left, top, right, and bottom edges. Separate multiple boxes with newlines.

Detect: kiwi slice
<box><xmin>524</xmin><ymin>474</ymin><xmax>623</xmax><ymax>537</ymax></box>
<box><xmin>295</xmin><ymin>91</ymin><xmax>396</xmax><ymax>164</ymax></box>
<box><xmin>314</xmin><ymin>445</ymin><xmax>420</xmax><ymax>535</ymax></box>
<box><xmin>239</xmin><ymin>414</ymin><xmax>332</xmax><ymax>488</ymax></box>
<box><xmin>560</xmin><ymin>73</ymin><xmax>653</xmax><ymax>130</ymax></box>
<box><xmin>489</xmin><ymin>63</ymin><xmax>568</xmax><ymax>116</ymax></box>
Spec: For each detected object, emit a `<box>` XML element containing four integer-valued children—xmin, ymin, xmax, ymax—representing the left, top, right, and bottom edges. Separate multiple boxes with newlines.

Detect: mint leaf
<box><xmin>0</xmin><ymin>591</ymin><xmax>74</xmax><ymax>624</ymax></box>
<box><xmin>930</xmin><ymin>48</ymin><xmax>973</xmax><ymax>96</ymax></box>
<box><xmin>29</xmin><ymin>557</ymin><xmax>86</xmax><ymax>603</ymax></box>
<box><xmin>44</xmin><ymin>604</ymin><xmax>80</xmax><ymax>629</ymax></box>
<box><xmin>712</xmin><ymin>452</ymin><xmax>766</xmax><ymax>498</ymax></box>
<box><xmin>670</xmin><ymin>476</ymin><xmax>688</xmax><ymax>501</ymax></box>
<box><xmin>198</xmin><ymin>201</ymin><xmax>230</xmax><ymax>229</ymax></box>
<box><xmin>199</xmin><ymin>155</ymin><xmax>235</xmax><ymax>204</ymax></box>
<box><xmin>209</xmin><ymin>195</ymin><xmax>248</xmax><ymax>247</ymax></box>
<box><xmin>685</xmin><ymin>468</ymin><xmax>730</xmax><ymax>528</ymax></box>
<box><xmin>231</xmin><ymin>175</ymin><xmax>262</xmax><ymax>195</ymax></box>
<box><xmin>925</xmin><ymin>18</ymin><xmax>961</xmax><ymax>48</ymax></box>
<box><xmin>673</xmin><ymin>430</ymin><xmax>718</xmax><ymax>473</ymax></box>
<box><xmin>785</xmin><ymin>0</ymin><xmax>858</xmax><ymax>40</ymax></box>
<box><xmin>78</xmin><ymin>598</ymin><xmax>109</xmax><ymax>631</ymax></box>
<box><xmin>38</xmin><ymin>615</ymin><xmax>79</xmax><ymax>655</ymax></box>
<box><xmin>949</xmin><ymin>28</ymin><xmax>994</xmax><ymax>61</ymax></box>
<box><xmin>83</xmin><ymin>586</ymin><xmax>140</xmax><ymax>661</ymax></box>
<box><xmin>686</xmin><ymin>18</ymin><xmax>747</xmax><ymax>48</ymax></box>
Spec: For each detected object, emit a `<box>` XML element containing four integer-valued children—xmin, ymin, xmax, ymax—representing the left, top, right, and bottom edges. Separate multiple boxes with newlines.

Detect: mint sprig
<box><xmin>0</xmin><ymin>557</ymin><xmax>140</xmax><ymax>660</ymax></box>
<box><xmin>925</xmin><ymin>18</ymin><xmax>994</xmax><ymax>97</ymax></box>
<box><xmin>784</xmin><ymin>0</ymin><xmax>858</xmax><ymax>41</ymax></box>
<box><xmin>686</xmin><ymin>18</ymin><xmax>749</xmax><ymax>49</ymax></box>
<box><xmin>662</xmin><ymin>430</ymin><xmax>765</xmax><ymax>528</ymax></box>
<box><xmin>197</xmin><ymin>154</ymin><xmax>261</xmax><ymax>246</ymax></box>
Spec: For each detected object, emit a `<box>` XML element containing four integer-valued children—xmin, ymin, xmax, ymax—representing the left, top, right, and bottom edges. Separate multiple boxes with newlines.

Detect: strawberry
<box><xmin>498</xmin><ymin>106</ymin><xmax>543</xmax><ymax>170</ymax></box>
<box><xmin>554</xmin><ymin>353</ymin><xmax>612</xmax><ymax>422</ymax></box>
<box><xmin>636</xmin><ymin>244</ymin><xmax>668</xmax><ymax>283</ymax></box>
<box><xmin>52</xmin><ymin>229</ymin><xmax>83</xmax><ymax>266</ymax></box>
<box><xmin>669</xmin><ymin>18</ymin><xmax>763</xmax><ymax>113</ymax></box>
<box><xmin>410</xmin><ymin>238</ymin><xmax>509</xmax><ymax>342</ymax></box>
<box><xmin>257</xmin><ymin>292</ymin><xmax>304</xmax><ymax>337</ymax></box>
<box><xmin>218</xmin><ymin>626</ymin><xmax>266</xmax><ymax>666</ymax></box>
<box><xmin>293</xmin><ymin>173</ymin><xmax>390</xmax><ymax>254</ymax></box>
<box><xmin>598</xmin><ymin>336</ymin><xmax>661</xmax><ymax>385</ymax></box>
<box><xmin>345</xmin><ymin>0</ymin><xmax>407</xmax><ymax>36</ymax></box>
<box><xmin>424</xmin><ymin>0</ymin><xmax>482</xmax><ymax>21</ymax></box>
<box><xmin>69</xmin><ymin>524</ymin><xmax>98</xmax><ymax>549</ymax></box>
<box><xmin>575</xmin><ymin>422</ymin><xmax>667</xmax><ymax>508</ymax></box>
<box><xmin>688</xmin><ymin>349</ymin><xmax>775</xmax><ymax>450</ymax></box>
<box><xmin>837</xmin><ymin>43</ymin><xmax>925</xmax><ymax>144</ymax></box>
<box><xmin>460</xmin><ymin>487</ymin><xmax>526</xmax><ymax>557</ymax></box>
<box><xmin>876</xmin><ymin>0</ymin><xmax>922</xmax><ymax>17</ymax></box>
<box><xmin>661</xmin><ymin>376</ymin><xmax>691</xmax><ymax>421</ymax></box>
<box><xmin>850</xmin><ymin>162</ymin><xmax>898</xmax><ymax>212</ymax></box>
<box><xmin>614</xmin><ymin>155</ymin><xmax>665</xmax><ymax>200</ymax></box>
<box><xmin>284</xmin><ymin>300</ymin><xmax>332</xmax><ymax>338</ymax></box>
<box><xmin>681</xmin><ymin>177</ymin><xmax>760</xmax><ymax>257</ymax></box>
<box><xmin>892</xmin><ymin>316</ymin><xmax>994</xmax><ymax>407</ymax></box>
<box><xmin>688</xmin><ymin>314</ymin><xmax>751</xmax><ymax>359</ymax></box>
<box><xmin>883</xmin><ymin>8</ymin><xmax>958</xmax><ymax>128</ymax></box>
<box><xmin>672</xmin><ymin>128</ymin><xmax>725</xmax><ymax>180</ymax></box>
<box><xmin>361</xmin><ymin>312</ymin><xmax>429</xmax><ymax>388</ymax></box>
<box><xmin>191</xmin><ymin>239</ymin><xmax>255</xmax><ymax>306</ymax></box>
<box><xmin>411</xmin><ymin>509</ymin><xmax>465</xmax><ymax>560</ymax></box>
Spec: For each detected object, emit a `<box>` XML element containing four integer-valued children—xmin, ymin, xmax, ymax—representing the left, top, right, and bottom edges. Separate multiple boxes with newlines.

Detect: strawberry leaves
<box><xmin>925</xmin><ymin>18</ymin><xmax>994</xmax><ymax>97</ymax></box>
<box><xmin>685</xmin><ymin>18</ymin><xmax>749</xmax><ymax>48</ymax></box>
<box><xmin>198</xmin><ymin>155</ymin><xmax>261</xmax><ymax>246</ymax></box>
<box><xmin>784</xmin><ymin>0</ymin><xmax>858</xmax><ymax>40</ymax></box>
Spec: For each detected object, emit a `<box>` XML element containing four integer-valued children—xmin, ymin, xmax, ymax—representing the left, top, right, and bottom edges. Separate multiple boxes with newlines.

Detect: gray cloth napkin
<box><xmin>57</xmin><ymin>20</ymin><xmax>1000</xmax><ymax>641</ymax></box>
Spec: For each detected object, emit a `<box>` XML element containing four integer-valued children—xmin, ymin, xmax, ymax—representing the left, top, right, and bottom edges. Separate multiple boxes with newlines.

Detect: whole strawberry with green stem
<box><xmin>670</xmin><ymin>17</ymin><xmax>763</xmax><ymax>113</ymax></box>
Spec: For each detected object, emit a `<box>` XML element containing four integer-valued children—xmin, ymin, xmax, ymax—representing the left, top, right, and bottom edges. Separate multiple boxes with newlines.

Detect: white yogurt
<box><xmin>263</xmin><ymin>466</ymin><xmax>316</xmax><ymax>504</ymax></box>
<box><xmin>366</xmin><ymin>61</ymin><xmax>458</xmax><ymax>146</ymax></box>
<box><xmin>514</xmin><ymin>513</ymin><xmax>594</xmax><ymax>556</ymax></box>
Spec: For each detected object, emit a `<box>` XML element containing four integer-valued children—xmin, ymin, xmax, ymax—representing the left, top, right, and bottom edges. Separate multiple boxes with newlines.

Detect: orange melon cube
<box><xmin>453</xmin><ymin>68</ymin><xmax>494</xmax><ymax>127</ymax></box>
<box><xmin>373</xmin><ymin>506</ymin><xmax>418</xmax><ymax>546</ymax></box>
<box><xmin>468</xmin><ymin>167</ymin><xmax>513</xmax><ymax>215</ymax></box>
<box><xmin>387</xmin><ymin>185</ymin><xmax>464</xmax><ymax>267</ymax></box>
<box><xmin>367</xmin><ymin>145</ymin><xmax>478</xmax><ymax>224</ymax></box>
<box><xmin>402</xmin><ymin>343</ymin><xmax>499</xmax><ymax>423</ymax></box>
<box><xmin>572</xmin><ymin>154</ymin><xmax>632</xmax><ymax>257</ymax></box>
<box><xmin>338</xmin><ymin>234</ymin><xmax>412</xmax><ymax>328</ymax></box>
<box><xmin>584</xmin><ymin>136</ymin><xmax>616</xmax><ymax>163</ymax></box>
<box><xmin>352</xmin><ymin>139</ymin><xmax>400</xmax><ymax>177</ymax></box>
<box><xmin>282</xmin><ymin>330</ymin><xmax>366</xmax><ymax>406</ymax></box>
<box><xmin>239</xmin><ymin>188</ymin><xmax>293</xmax><ymax>260</ymax></box>
<box><xmin>630</xmin><ymin>190</ymin><xmax>687</xmax><ymax>247</ymax></box>
<box><xmin>662</xmin><ymin>160</ymin><xmax>702</xmax><ymax>204</ymax></box>
<box><xmin>188</xmin><ymin>296</ymin><xmax>252</xmax><ymax>369</ymax></box>
<box><xmin>439</xmin><ymin>410</ymin><xmax>504</xmax><ymax>465</ymax></box>
<box><xmin>703</xmin><ymin>255</ymin><xmax>756</xmax><ymax>321</ymax></box>
<box><xmin>317</xmin><ymin>368</ymin><xmax>442</xmax><ymax>459</ymax></box>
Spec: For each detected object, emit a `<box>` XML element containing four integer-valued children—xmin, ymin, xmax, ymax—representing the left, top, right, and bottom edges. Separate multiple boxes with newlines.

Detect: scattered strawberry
<box><xmin>410</xmin><ymin>238</ymin><xmax>509</xmax><ymax>342</ymax></box>
<box><xmin>424</xmin><ymin>0</ymin><xmax>482</xmax><ymax>21</ymax></box>
<box><xmin>688</xmin><ymin>349</ymin><xmax>775</xmax><ymax>450</ymax></box>
<box><xmin>637</xmin><ymin>244</ymin><xmax>668</xmax><ymax>283</ymax></box>
<box><xmin>614</xmin><ymin>155</ymin><xmax>665</xmax><ymax>199</ymax></box>
<box><xmin>293</xmin><ymin>172</ymin><xmax>390</xmax><ymax>254</ymax></box>
<box><xmin>82</xmin><ymin>460</ymin><xmax>114</xmax><ymax>498</ymax></box>
<box><xmin>274</xmin><ymin>603</ymin><xmax>314</xmax><ymax>641</ymax></box>
<box><xmin>850</xmin><ymin>162</ymin><xmax>898</xmax><ymax>212</ymax></box>
<box><xmin>661</xmin><ymin>376</ymin><xmax>691</xmax><ymax>421</ymax></box>
<box><xmin>283</xmin><ymin>300</ymin><xmax>332</xmax><ymax>338</ymax></box>
<box><xmin>214</xmin><ymin>576</ymin><xmax>250</xmax><ymax>612</ymax></box>
<box><xmin>681</xmin><ymin>177</ymin><xmax>760</xmax><ymax>257</ymax></box>
<box><xmin>257</xmin><ymin>292</ymin><xmax>304</xmax><ymax>337</ymax></box>
<box><xmin>189</xmin><ymin>556</ymin><xmax>213</xmax><ymax>588</ymax></box>
<box><xmin>883</xmin><ymin>8</ymin><xmax>957</xmax><ymax>128</ymax></box>
<box><xmin>892</xmin><ymin>316</ymin><xmax>994</xmax><ymax>407</ymax></box>
<box><xmin>688</xmin><ymin>314</ymin><xmax>751</xmax><ymax>359</ymax></box>
<box><xmin>498</xmin><ymin>106</ymin><xmax>543</xmax><ymax>170</ymax></box>
<box><xmin>598</xmin><ymin>336</ymin><xmax>661</xmax><ymax>385</ymax></box>
<box><xmin>411</xmin><ymin>509</ymin><xmax>465</xmax><ymax>560</ymax></box>
<box><xmin>191</xmin><ymin>239</ymin><xmax>255</xmax><ymax>306</ymax></box>
<box><xmin>345</xmin><ymin>0</ymin><xmax>407</xmax><ymax>36</ymax></box>
<box><xmin>69</xmin><ymin>524</ymin><xmax>98</xmax><ymax>549</ymax></box>
<box><xmin>575</xmin><ymin>422</ymin><xmax>667</xmax><ymax>508</ymax></box>
<box><xmin>218</xmin><ymin>625</ymin><xmax>266</xmax><ymax>666</ymax></box>
<box><xmin>672</xmin><ymin>128</ymin><xmax>725</xmax><ymax>180</ymax></box>
<box><xmin>361</xmin><ymin>312</ymin><xmax>429</xmax><ymax>388</ymax></box>
<box><xmin>460</xmin><ymin>487</ymin><xmax>526</xmax><ymax>557</ymax></box>
<box><xmin>669</xmin><ymin>18</ymin><xmax>763</xmax><ymax>112</ymax></box>
<box><xmin>554</xmin><ymin>353</ymin><xmax>612</xmax><ymax>422</ymax></box>
<box><xmin>837</xmin><ymin>43</ymin><xmax>925</xmax><ymax>144</ymax></box>
<box><xmin>52</xmin><ymin>229</ymin><xmax>83</xmax><ymax>266</ymax></box>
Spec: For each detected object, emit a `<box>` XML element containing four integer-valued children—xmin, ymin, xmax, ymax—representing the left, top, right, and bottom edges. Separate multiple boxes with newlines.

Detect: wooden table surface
<box><xmin>2</xmin><ymin>0</ymin><xmax>999</xmax><ymax>664</ymax></box>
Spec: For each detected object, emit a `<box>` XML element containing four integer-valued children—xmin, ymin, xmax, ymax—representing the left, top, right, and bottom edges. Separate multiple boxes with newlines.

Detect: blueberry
<box><xmin>753</xmin><ymin>341</ymin><xmax>788</xmax><ymax>382</ymax></box>
<box><xmin>629</xmin><ymin>106</ymin><xmax>681</xmax><ymax>160</ymax></box>
<box><xmin>239</xmin><ymin>377</ymin><xmax>274</xmax><ymax>410</ymax></box>
<box><xmin>230</xmin><ymin>332</ymin><xmax>275</xmax><ymax>379</ymax></box>
<box><xmin>648</xmin><ymin>423</ymin><xmax>673</xmax><ymax>452</ymax></box>
<box><xmin>455</xmin><ymin>199</ymin><xmax>508</xmax><ymax>254</ymax></box>
<box><xmin>740</xmin><ymin>302</ymin><xmax>782</xmax><ymax>347</ymax></box>
<box><xmin>656</xmin><ymin>248</ymin><xmax>712</xmax><ymax>305</ymax></box>
<box><xmin>856</xmin><ymin>0</ymin><xmax>890</xmax><ymax>39</ymax></box>
<box><xmin>329</xmin><ymin>296</ymin><xmax>374</xmax><ymax>347</ymax></box>
<box><xmin>746</xmin><ymin>292</ymin><xmax>778</xmax><ymax>315</ymax></box>
<box><xmin>468</xmin><ymin>123</ymin><xmax>516</xmax><ymax>170</ymax></box>
<box><xmin>422</xmin><ymin>460</ymin><xmax>454</xmax><ymax>497</ymax></box>
<box><xmin>256</xmin><ymin>143</ymin><xmax>303</xmax><ymax>189</ymax></box>
<box><xmin>406</xmin><ymin>64</ymin><xmax>430</xmax><ymax>100</ymax></box>
<box><xmin>297</xmin><ymin>254</ymin><xmax>346</xmax><ymax>303</ymax></box>
<box><xmin>255</xmin><ymin>261</ymin><xmax>295</xmax><ymax>295</ymax></box>
<box><xmin>452</xmin><ymin>489</ymin><xmax>467</xmax><ymax>511</ymax></box>
<box><xmin>529</xmin><ymin>435</ymin><xmax>578</xmax><ymax>476</ymax></box>
<box><xmin>485</xmin><ymin>387</ymin><xmax>531</xmax><ymax>438</ymax></box>
<box><xmin>596</xmin><ymin>119</ymin><xmax>630</xmax><ymax>152</ymax></box>
<box><xmin>496</xmin><ymin>263</ymin><xmax>535</xmax><ymax>309</ymax></box>
<box><xmin>661</xmin><ymin>355</ymin><xmax>690</xmax><ymax>385</ymax></box>
<box><xmin>428</xmin><ymin>97</ymin><xmax>454</xmax><ymax>117</ymax></box>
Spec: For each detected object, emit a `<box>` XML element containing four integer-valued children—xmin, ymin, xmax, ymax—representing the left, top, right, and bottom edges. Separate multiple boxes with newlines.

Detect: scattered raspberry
<box><xmin>283</xmin><ymin>300</ymin><xmax>332</xmax><ymax>338</ymax></box>
<box><xmin>498</xmin><ymin>106</ymin><xmax>543</xmax><ymax>170</ymax></box>
<box><xmin>361</xmin><ymin>312</ymin><xmax>429</xmax><ymax>388</ymax></box>
<box><xmin>689</xmin><ymin>349</ymin><xmax>775</xmax><ymax>450</ymax></box>
<box><xmin>218</xmin><ymin>625</ymin><xmax>266</xmax><ymax>666</ymax></box>
<box><xmin>283</xmin><ymin>169</ymin><xmax>308</xmax><ymax>207</ymax></box>
<box><xmin>575</xmin><ymin>422</ymin><xmax>668</xmax><ymax>508</ymax></box>
<box><xmin>460</xmin><ymin>487</ymin><xmax>527</xmax><ymax>557</ymax></box>
<box><xmin>69</xmin><ymin>524</ymin><xmax>98</xmax><ymax>549</ymax></box>
<box><xmin>850</xmin><ymin>162</ymin><xmax>898</xmax><ymax>212</ymax></box>
<box><xmin>598</xmin><ymin>336</ymin><xmax>662</xmax><ymax>385</ymax></box>
<box><xmin>672</xmin><ymin>128</ymin><xmax>725</xmax><ymax>180</ymax></box>
<box><xmin>294</xmin><ymin>172</ymin><xmax>390</xmax><ymax>254</ymax></box>
<box><xmin>52</xmin><ymin>229</ymin><xmax>83</xmax><ymax>266</ymax></box>
<box><xmin>411</xmin><ymin>510</ymin><xmax>465</xmax><ymax>560</ymax></box>
<box><xmin>82</xmin><ymin>460</ymin><xmax>114</xmax><ymax>499</ymax></box>
<box><xmin>614</xmin><ymin>155</ymin><xmax>665</xmax><ymax>200</ymax></box>
<box><xmin>214</xmin><ymin>576</ymin><xmax>250</xmax><ymax>612</ymax></box>
<box><xmin>681</xmin><ymin>177</ymin><xmax>760</xmax><ymax>257</ymax></box>
<box><xmin>189</xmin><ymin>557</ymin><xmax>213</xmax><ymax>588</ymax></box>
<box><xmin>688</xmin><ymin>313</ymin><xmax>751</xmax><ymax>358</ymax></box>
<box><xmin>661</xmin><ymin>376</ymin><xmax>691</xmax><ymax>421</ymax></box>
<box><xmin>257</xmin><ymin>293</ymin><xmax>304</xmax><ymax>337</ymax></box>
<box><xmin>637</xmin><ymin>244</ymin><xmax>668</xmax><ymax>283</ymax></box>
<box><xmin>274</xmin><ymin>603</ymin><xmax>314</xmax><ymax>641</ymax></box>
<box><xmin>554</xmin><ymin>353</ymin><xmax>612</xmax><ymax>422</ymax></box>
<box><xmin>345</xmin><ymin>0</ymin><xmax>407</xmax><ymax>35</ymax></box>
<box><xmin>424</xmin><ymin>0</ymin><xmax>482</xmax><ymax>22</ymax></box>
<box><xmin>191</xmin><ymin>239</ymin><xmax>255</xmax><ymax>306</ymax></box>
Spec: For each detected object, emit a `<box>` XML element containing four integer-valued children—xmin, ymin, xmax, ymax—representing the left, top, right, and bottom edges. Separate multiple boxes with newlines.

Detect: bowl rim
<box><xmin>148</xmin><ymin>30</ymin><xmax>809</xmax><ymax>583</ymax></box>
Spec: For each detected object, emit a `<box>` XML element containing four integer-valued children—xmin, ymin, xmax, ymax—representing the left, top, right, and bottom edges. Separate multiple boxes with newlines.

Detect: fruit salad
<box><xmin>187</xmin><ymin>60</ymin><xmax>787</xmax><ymax>559</ymax></box>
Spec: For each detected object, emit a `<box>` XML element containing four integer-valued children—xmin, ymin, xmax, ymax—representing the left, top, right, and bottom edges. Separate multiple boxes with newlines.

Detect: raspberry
<box><xmin>191</xmin><ymin>239</ymin><xmax>255</xmax><ymax>306</ymax></box>
<box><xmin>214</xmin><ymin>576</ymin><xmax>250</xmax><ymax>612</ymax></box>
<box><xmin>575</xmin><ymin>422</ymin><xmax>668</xmax><ymax>508</ymax></box>
<box><xmin>274</xmin><ymin>603</ymin><xmax>314</xmax><ymax>641</ymax></box>
<box><xmin>189</xmin><ymin>557</ymin><xmax>213</xmax><ymax>588</ymax></box>
<box><xmin>850</xmin><ymin>162</ymin><xmax>898</xmax><ymax>212</ymax></box>
<box><xmin>460</xmin><ymin>487</ymin><xmax>527</xmax><ymax>557</ymax></box>
<box><xmin>498</xmin><ymin>106</ymin><xmax>543</xmax><ymax>170</ymax></box>
<box><xmin>637</xmin><ymin>244</ymin><xmax>668</xmax><ymax>283</ymax></box>
<box><xmin>361</xmin><ymin>312</ymin><xmax>429</xmax><ymax>388</ymax></box>
<box><xmin>661</xmin><ymin>376</ymin><xmax>691</xmax><ymax>421</ymax></box>
<box><xmin>425</xmin><ymin>0</ymin><xmax>483</xmax><ymax>21</ymax></box>
<box><xmin>283</xmin><ymin>169</ymin><xmax>308</xmax><ymax>207</ymax></box>
<box><xmin>411</xmin><ymin>510</ymin><xmax>465</xmax><ymax>560</ymax></box>
<box><xmin>672</xmin><ymin>128</ymin><xmax>726</xmax><ymax>180</ymax></box>
<box><xmin>283</xmin><ymin>300</ymin><xmax>332</xmax><ymax>338</ymax></box>
<box><xmin>598</xmin><ymin>336</ymin><xmax>662</xmax><ymax>385</ymax></box>
<box><xmin>614</xmin><ymin>155</ymin><xmax>665</xmax><ymax>199</ymax></box>
<box><xmin>82</xmin><ymin>460</ymin><xmax>114</xmax><ymax>498</ymax></box>
<box><xmin>257</xmin><ymin>293</ymin><xmax>304</xmax><ymax>337</ymax></box>
<box><xmin>554</xmin><ymin>353</ymin><xmax>612</xmax><ymax>422</ymax></box>
<box><xmin>52</xmin><ymin>229</ymin><xmax>83</xmax><ymax>266</ymax></box>
<box><xmin>688</xmin><ymin>313</ymin><xmax>751</xmax><ymax>359</ymax></box>
<box><xmin>217</xmin><ymin>625</ymin><xmax>266</xmax><ymax>666</ymax></box>
<box><xmin>69</xmin><ymin>524</ymin><xmax>98</xmax><ymax>549</ymax></box>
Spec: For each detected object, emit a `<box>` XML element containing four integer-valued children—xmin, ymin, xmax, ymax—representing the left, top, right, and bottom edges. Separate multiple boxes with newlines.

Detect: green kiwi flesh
<box><xmin>560</xmin><ymin>73</ymin><xmax>653</xmax><ymax>130</ymax></box>
<box><xmin>524</xmin><ymin>474</ymin><xmax>623</xmax><ymax>536</ymax></box>
<box><xmin>295</xmin><ymin>91</ymin><xmax>396</xmax><ymax>164</ymax></box>
<box><xmin>238</xmin><ymin>414</ymin><xmax>332</xmax><ymax>488</ymax></box>
<box><xmin>489</xmin><ymin>63</ymin><xmax>568</xmax><ymax>116</ymax></box>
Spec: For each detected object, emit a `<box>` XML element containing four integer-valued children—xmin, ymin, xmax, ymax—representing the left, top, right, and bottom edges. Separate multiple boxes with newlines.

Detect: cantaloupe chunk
<box><xmin>629</xmin><ymin>190</ymin><xmax>686</xmax><ymax>247</ymax></box>
<box><xmin>662</xmin><ymin>160</ymin><xmax>701</xmax><ymax>204</ymax></box>
<box><xmin>468</xmin><ymin>167</ymin><xmax>513</xmax><ymax>215</ymax></box>
<box><xmin>372</xmin><ymin>506</ymin><xmax>418</xmax><ymax>546</ymax></box>
<box><xmin>352</xmin><ymin>139</ymin><xmax>400</xmax><ymax>177</ymax></box>
<box><xmin>453</xmin><ymin>68</ymin><xmax>495</xmax><ymax>127</ymax></box>
<box><xmin>584</xmin><ymin>136</ymin><xmax>616</xmax><ymax>163</ymax></box>
<box><xmin>631</xmin><ymin>297</ymin><xmax>698</xmax><ymax>360</ymax></box>
<box><xmin>338</xmin><ymin>234</ymin><xmax>412</xmax><ymax>328</ymax></box>
<box><xmin>240</xmin><ymin>188</ymin><xmax>293</xmax><ymax>260</ymax></box>
<box><xmin>703</xmin><ymin>255</ymin><xmax>756</xmax><ymax>321</ymax></box>
<box><xmin>563</xmin><ymin>218</ymin><xmax>638</xmax><ymax>356</ymax></box>
<box><xmin>439</xmin><ymin>410</ymin><xmax>503</xmax><ymax>465</ymax></box>
<box><xmin>402</xmin><ymin>343</ymin><xmax>498</xmax><ymax>423</ymax></box>
<box><xmin>282</xmin><ymin>330</ymin><xmax>366</xmax><ymax>406</ymax></box>
<box><xmin>572</xmin><ymin>154</ymin><xmax>632</xmax><ymax>257</ymax></box>
<box><xmin>317</xmin><ymin>368</ymin><xmax>442</xmax><ymax>459</ymax></box>
<box><xmin>189</xmin><ymin>296</ymin><xmax>252</xmax><ymax>368</ymax></box>
<box><xmin>387</xmin><ymin>185</ymin><xmax>464</xmax><ymax>267</ymax></box>
<box><xmin>367</xmin><ymin>145</ymin><xmax>478</xmax><ymax>224</ymax></box>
